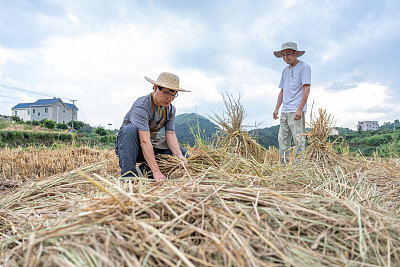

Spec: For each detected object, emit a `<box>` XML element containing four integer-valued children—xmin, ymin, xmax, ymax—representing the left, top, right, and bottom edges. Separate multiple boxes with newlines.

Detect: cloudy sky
<box><xmin>1</xmin><ymin>0</ymin><xmax>399</xmax><ymax>130</ymax></box>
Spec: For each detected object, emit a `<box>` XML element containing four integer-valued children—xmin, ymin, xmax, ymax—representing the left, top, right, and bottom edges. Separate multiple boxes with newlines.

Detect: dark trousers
<box><xmin>115</xmin><ymin>124</ymin><xmax>187</xmax><ymax>177</ymax></box>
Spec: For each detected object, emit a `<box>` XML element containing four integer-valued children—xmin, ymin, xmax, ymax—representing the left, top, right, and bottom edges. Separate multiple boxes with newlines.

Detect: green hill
<box><xmin>175</xmin><ymin>113</ymin><xmax>281</xmax><ymax>148</ymax></box>
<box><xmin>174</xmin><ymin>113</ymin><xmax>219</xmax><ymax>146</ymax></box>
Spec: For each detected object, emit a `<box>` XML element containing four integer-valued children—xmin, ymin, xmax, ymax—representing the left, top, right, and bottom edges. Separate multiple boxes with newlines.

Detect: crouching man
<box><xmin>115</xmin><ymin>72</ymin><xmax>189</xmax><ymax>182</ymax></box>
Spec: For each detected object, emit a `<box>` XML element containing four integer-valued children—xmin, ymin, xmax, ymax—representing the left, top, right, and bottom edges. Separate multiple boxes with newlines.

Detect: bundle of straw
<box><xmin>210</xmin><ymin>93</ymin><xmax>267</xmax><ymax>163</ymax></box>
<box><xmin>157</xmin><ymin>146</ymin><xmax>273</xmax><ymax>183</ymax></box>
<box><xmin>306</xmin><ymin>108</ymin><xmax>353</xmax><ymax>167</ymax></box>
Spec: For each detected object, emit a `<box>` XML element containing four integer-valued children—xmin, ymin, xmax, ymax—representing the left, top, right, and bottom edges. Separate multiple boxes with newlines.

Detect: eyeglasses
<box><xmin>282</xmin><ymin>52</ymin><xmax>294</xmax><ymax>57</ymax></box>
<box><xmin>158</xmin><ymin>86</ymin><xmax>178</xmax><ymax>98</ymax></box>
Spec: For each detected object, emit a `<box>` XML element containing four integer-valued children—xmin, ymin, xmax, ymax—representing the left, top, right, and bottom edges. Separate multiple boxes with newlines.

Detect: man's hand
<box><xmin>153</xmin><ymin>171</ymin><xmax>167</xmax><ymax>183</ymax></box>
<box><xmin>294</xmin><ymin>109</ymin><xmax>302</xmax><ymax>121</ymax></box>
<box><xmin>273</xmin><ymin>109</ymin><xmax>279</xmax><ymax>120</ymax></box>
<box><xmin>177</xmin><ymin>155</ymin><xmax>188</xmax><ymax>168</ymax></box>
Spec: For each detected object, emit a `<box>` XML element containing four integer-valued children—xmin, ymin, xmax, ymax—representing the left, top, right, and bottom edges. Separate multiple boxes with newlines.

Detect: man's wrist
<box><xmin>152</xmin><ymin>169</ymin><xmax>162</xmax><ymax>175</ymax></box>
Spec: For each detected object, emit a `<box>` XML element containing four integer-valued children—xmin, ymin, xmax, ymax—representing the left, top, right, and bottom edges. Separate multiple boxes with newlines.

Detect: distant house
<box><xmin>11</xmin><ymin>98</ymin><xmax>78</xmax><ymax>124</ymax></box>
<box><xmin>358</xmin><ymin>121</ymin><xmax>379</xmax><ymax>131</ymax></box>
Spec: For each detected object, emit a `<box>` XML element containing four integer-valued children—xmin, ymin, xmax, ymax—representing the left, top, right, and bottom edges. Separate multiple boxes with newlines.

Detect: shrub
<box><xmin>43</xmin><ymin>119</ymin><xmax>56</xmax><ymax>129</ymax></box>
<box><xmin>67</xmin><ymin>121</ymin><xmax>84</xmax><ymax>131</ymax></box>
<box><xmin>11</xmin><ymin>115</ymin><xmax>23</xmax><ymax>123</ymax></box>
<box><xmin>0</xmin><ymin>118</ymin><xmax>11</xmax><ymax>130</ymax></box>
<box><xmin>57</xmin><ymin>123</ymin><xmax>68</xmax><ymax>130</ymax></box>
<box><xmin>94</xmin><ymin>127</ymin><xmax>108</xmax><ymax>136</ymax></box>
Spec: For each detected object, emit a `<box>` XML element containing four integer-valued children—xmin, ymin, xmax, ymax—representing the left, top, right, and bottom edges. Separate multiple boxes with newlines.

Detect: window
<box><xmin>27</xmin><ymin>110</ymin><xmax>30</xmax><ymax>115</ymax></box>
<box><xmin>63</xmin><ymin>120</ymin><xmax>65</xmax><ymax>123</ymax></box>
<box><xmin>33</xmin><ymin>109</ymin><xmax>36</xmax><ymax>114</ymax></box>
<box><xmin>63</xmin><ymin>110</ymin><xmax>66</xmax><ymax>113</ymax></box>
<box><xmin>45</xmin><ymin>107</ymin><xmax>48</xmax><ymax>113</ymax></box>
<box><xmin>15</xmin><ymin>111</ymin><xmax>18</xmax><ymax>115</ymax></box>
<box><xmin>38</xmin><ymin>112</ymin><xmax>41</xmax><ymax>116</ymax></box>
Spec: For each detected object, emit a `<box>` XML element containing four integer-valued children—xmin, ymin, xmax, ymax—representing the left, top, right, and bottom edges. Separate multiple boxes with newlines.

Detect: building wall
<box><xmin>51</xmin><ymin>104</ymin><xmax>77</xmax><ymax>124</ymax></box>
<box><xmin>29</xmin><ymin>104</ymin><xmax>77</xmax><ymax>123</ymax></box>
<box><xmin>358</xmin><ymin>121</ymin><xmax>379</xmax><ymax>131</ymax></box>
<box><xmin>30</xmin><ymin>106</ymin><xmax>51</xmax><ymax>121</ymax></box>
<box><xmin>12</xmin><ymin>109</ymin><xmax>31</xmax><ymax>121</ymax></box>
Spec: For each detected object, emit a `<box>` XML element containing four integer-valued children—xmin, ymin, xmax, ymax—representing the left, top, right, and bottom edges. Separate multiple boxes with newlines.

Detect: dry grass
<box><xmin>0</xmin><ymin>144</ymin><xmax>119</xmax><ymax>183</ymax></box>
<box><xmin>1</xmin><ymin>158</ymin><xmax>399</xmax><ymax>266</ymax></box>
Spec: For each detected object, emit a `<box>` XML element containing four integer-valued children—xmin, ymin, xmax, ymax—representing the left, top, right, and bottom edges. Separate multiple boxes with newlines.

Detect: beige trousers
<box><xmin>278</xmin><ymin>112</ymin><xmax>306</xmax><ymax>163</ymax></box>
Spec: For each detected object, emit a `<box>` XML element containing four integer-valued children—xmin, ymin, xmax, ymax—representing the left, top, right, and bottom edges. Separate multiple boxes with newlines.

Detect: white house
<box><xmin>358</xmin><ymin>121</ymin><xmax>379</xmax><ymax>131</ymax></box>
<box><xmin>11</xmin><ymin>98</ymin><xmax>78</xmax><ymax>124</ymax></box>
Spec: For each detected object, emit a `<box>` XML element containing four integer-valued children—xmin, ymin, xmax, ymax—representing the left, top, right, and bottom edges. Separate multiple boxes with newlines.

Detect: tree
<box><xmin>67</xmin><ymin>120</ymin><xmax>84</xmax><ymax>131</ymax></box>
<box><xmin>43</xmin><ymin>119</ymin><xmax>56</xmax><ymax>129</ymax></box>
<box><xmin>79</xmin><ymin>123</ymin><xmax>94</xmax><ymax>134</ymax></box>
<box><xmin>11</xmin><ymin>115</ymin><xmax>23</xmax><ymax>124</ymax></box>
<box><xmin>57</xmin><ymin>123</ymin><xmax>68</xmax><ymax>130</ymax></box>
<box><xmin>94</xmin><ymin>127</ymin><xmax>108</xmax><ymax>136</ymax></box>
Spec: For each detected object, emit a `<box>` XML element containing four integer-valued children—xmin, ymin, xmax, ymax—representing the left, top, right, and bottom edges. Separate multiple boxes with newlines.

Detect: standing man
<box><xmin>273</xmin><ymin>42</ymin><xmax>311</xmax><ymax>164</ymax></box>
<box><xmin>115</xmin><ymin>72</ymin><xmax>189</xmax><ymax>182</ymax></box>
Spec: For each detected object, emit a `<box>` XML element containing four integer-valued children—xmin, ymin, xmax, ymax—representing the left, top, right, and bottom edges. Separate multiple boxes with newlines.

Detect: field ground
<box><xmin>1</xmin><ymin>142</ymin><xmax>399</xmax><ymax>266</ymax></box>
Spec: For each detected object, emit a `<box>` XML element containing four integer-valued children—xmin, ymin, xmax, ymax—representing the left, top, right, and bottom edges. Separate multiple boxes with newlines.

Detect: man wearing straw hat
<box><xmin>115</xmin><ymin>72</ymin><xmax>190</xmax><ymax>182</ymax></box>
<box><xmin>273</xmin><ymin>42</ymin><xmax>311</xmax><ymax>164</ymax></box>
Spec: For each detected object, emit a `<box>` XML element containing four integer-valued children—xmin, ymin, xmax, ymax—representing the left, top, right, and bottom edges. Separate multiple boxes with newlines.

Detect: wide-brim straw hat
<box><xmin>144</xmin><ymin>72</ymin><xmax>190</xmax><ymax>92</ymax></box>
<box><xmin>274</xmin><ymin>42</ymin><xmax>305</xmax><ymax>58</ymax></box>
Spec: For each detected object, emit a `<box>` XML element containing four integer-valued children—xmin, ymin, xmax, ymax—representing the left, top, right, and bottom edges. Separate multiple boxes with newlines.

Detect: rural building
<box><xmin>11</xmin><ymin>98</ymin><xmax>78</xmax><ymax>124</ymax></box>
<box><xmin>358</xmin><ymin>121</ymin><xmax>379</xmax><ymax>131</ymax></box>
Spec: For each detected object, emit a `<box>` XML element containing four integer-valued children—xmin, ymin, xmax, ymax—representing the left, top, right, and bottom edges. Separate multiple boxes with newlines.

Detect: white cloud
<box><xmin>309</xmin><ymin>82</ymin><xmax>395</xmax><ymax>128</ymax></box>
<box><xmin>67</xmin><ymin>13</ymin><xmax>79</xmax><ymax>24</ymax></box>
<box><xmin>14</xmin><ymin>92</ymin><xmax>36</xmax><ymax>103</ymax></box>
<box><xmin>0</xmin><ymin>46</ymin><xmax>21</xmax><ymax>65</ymax></box>
<box><xmin>35</xmin><ymin>17</ymin><xmax>207</xmax><ymax>128</ymax></box>
<box><xmin>2</xmin><ymin>0</ymin><xmax>400</xmax><ymax>131</ymax></box>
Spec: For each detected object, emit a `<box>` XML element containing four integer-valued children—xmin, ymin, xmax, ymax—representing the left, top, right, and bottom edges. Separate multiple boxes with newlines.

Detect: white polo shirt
<box><xmin>278</xmin><ymin>60</ymin><xmax>311</xmax><ymax>113</ymax></box>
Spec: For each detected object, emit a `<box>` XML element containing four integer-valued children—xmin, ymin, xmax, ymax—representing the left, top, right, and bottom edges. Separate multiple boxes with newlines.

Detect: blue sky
<box><xmin>1</xmin><ymin>0</ymin><xmax>399</xmax><ymax>130</ymax></box>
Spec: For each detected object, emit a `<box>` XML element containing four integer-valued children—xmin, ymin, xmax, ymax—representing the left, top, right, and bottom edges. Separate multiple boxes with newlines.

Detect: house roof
<box><xmin>65</xmin><ymin>103</ymin><xmax>78</xmax><ymax>110</ymax></box>
<box><xmin>31</xmin><ymin>98</ymin><xmax>60</xmax><ymax>107</ymax></box>
<box><xmin>12</xmin><ymin>103</ymin><xmax>34</xmax><ymax>109</ymax></box>
<box><xmin>11</xmin><ymin>98</ymin><xmax>79</xmax><ymax>110</ymax></box>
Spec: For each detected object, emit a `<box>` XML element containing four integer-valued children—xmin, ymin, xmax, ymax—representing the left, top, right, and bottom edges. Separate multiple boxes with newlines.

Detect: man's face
<box><xmin>153</xmin><ymin>85</ymin><xmax>178</xmax><ymax>107</ymax></box>
<box><xmin>281</xmin><ymin>49</ymin><xmax>298</xmax><ymax>65</ymax></box>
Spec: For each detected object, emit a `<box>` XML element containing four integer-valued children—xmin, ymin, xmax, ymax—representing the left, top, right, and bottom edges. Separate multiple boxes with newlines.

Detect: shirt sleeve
<box><xmin>164</xmin><ymin>105</ymin><xmax>176</xmax><ymax>132</ymax></box>
<box><xmin>278</xmin><ymin>70</ymin><xmax>285</xmax><ymax>89</ymax></box>
<box><xmin>131</xmin><ymin>105</ymin><xmax>150</xmax><ymax>131</ymax></box>
<box><xmin>301</xmin><ymin>64</ymin><xmax>311</xmax><ymax>86</ymax></box>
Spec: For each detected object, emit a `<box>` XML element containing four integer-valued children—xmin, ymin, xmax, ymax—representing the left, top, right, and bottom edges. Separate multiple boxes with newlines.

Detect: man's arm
<box><xmin>273</xmin><ymin>89</ymin><xmax>283</xmax><ymax>120</ymax></box>
<box><xmin>294</xmin><ymin>84</ymin><xmax>310</xmax><ymax>121</ymax></box>
<box><xmin>165</xmin><ymin>131</ymin><xmax>186</xmax><ymax>161</ymax></box>
<box><xmin>138</xmin><ymin>130</ymin><xmax>166</xmax><ymax>181</ymax></box>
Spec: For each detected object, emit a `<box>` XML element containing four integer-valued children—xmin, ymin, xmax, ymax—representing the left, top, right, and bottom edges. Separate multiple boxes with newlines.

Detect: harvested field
<box><xmin>1</xmin><ymin>144</ymin><xmax>399</xmax><ymax>266</ymax></box>
<box><xmin>1</xmin><ymin>109</ymin><xmax>400</xmax><ymax>266</ymax></box>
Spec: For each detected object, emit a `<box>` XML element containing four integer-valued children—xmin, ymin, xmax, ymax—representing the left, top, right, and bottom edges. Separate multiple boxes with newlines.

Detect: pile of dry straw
<box><xmin>1</xmin><ymin>98</ymin><xmax>399</xmax><ymax>266</ymax></box>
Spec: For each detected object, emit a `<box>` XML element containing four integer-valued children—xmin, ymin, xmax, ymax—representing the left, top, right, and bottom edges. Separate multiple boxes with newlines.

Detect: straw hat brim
<box><xmin>274</xmin><ymin>50</ymin><xmax>305</xmax><ymax>58</ymax></box>
<box><xmin>144</xmin><ymin>76</ymin><xmax>190</xmax><ymax>92</ymax></box>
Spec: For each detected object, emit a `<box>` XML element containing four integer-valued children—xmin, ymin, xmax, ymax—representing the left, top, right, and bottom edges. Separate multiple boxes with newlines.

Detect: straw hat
<box><xmin>274</xmin><ymin>42</ymin><xmax>305</xmax><ymax>58</ymax></box>
<box><xmin>144</xmin><ymin>72</ymin><xmax>190</xmax><ymax>92</ymax></box>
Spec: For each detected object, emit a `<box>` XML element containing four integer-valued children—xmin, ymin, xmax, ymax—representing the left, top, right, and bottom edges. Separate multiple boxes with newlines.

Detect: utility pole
<box><xmin>70</xmin><ymin>100</ymin><xmax>77</xmax><ymax>131</ymax></box>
